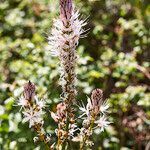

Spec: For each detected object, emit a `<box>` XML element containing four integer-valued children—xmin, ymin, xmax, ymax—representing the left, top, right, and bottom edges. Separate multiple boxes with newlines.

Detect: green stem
<box><xmin>62</xmin><ymin>109</ymin><xmax>70</xmax><ymax>150</ymax></box>
<box><xmin>33</xmin><ymin>125</ymin><xmax>51</xmax><ymax>150</ymax></box>
<box><xmin>80</xmin><ymin>118</ymin><xmax>95</xmax><ymax>150</ymax></box>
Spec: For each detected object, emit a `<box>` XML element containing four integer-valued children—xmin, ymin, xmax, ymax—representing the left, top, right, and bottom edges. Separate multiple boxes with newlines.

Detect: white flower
<box><xmin>45</xmin><ymin>134</ymin><xmax>51</xmax><ymax>143</ymax></box>
<box><xmin>22</xmin><ymin>107</ymin><xmax>44</xmax><ymax>128</ymax></box>
<box><xmin>34</xmin><ymin>96</ymin><xmax>46</xmax><ymax>109</ymax></box>
<box><xmin>51</xmin><ymin>111</ymin><xmax>59</xmax><ymax>122</ymax></box>
<box><xmin>100</xmin><ymin>102</ymin><xmax>109</xmax><ymax>114</ymax></box>
<box><xmin>33</xmin><ymin>137</ymin><xmax>39</xmax><ymax>143</ymax></box>
<box><xmin>78</xmin><ymin>98</ymin><xmax>91</xmax><ymax>118</ymax></box>
<box><xmin>68</xmin><ymin>124</ymin><xmax>78</xmax><ymax>138</ymax></box>
<box><xmin>17</xmin><ymin>97</ymin><xmax>28</xmax><ymax>110</ymax></box>
<box><xmin>79</xmin><ymin>95</ymin><xmax>102</xmax><ymax>118</ymax></box>
<box><xmin>79</xmin><ymin>88</ymin><xmax>105</xmax><ymax>119</ymax></box>
<box><xmin>95</xmin><ymin>116</ymin><xmax>111</xmax><ymax>132</ymax></box>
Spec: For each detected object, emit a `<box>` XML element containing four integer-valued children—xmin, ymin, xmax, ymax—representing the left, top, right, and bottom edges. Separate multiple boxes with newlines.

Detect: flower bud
<box><xmin>56</xmin><ymin>102</ymin><xmax>66</xmax><ymax>119</ymax></box>
<box><xmin>23</xmin><ymin>81</ymin><xmax>35</xmax><ymax>101</ymax></box>
<box><xmin>51</xmin><ymin>102</ymin><xmax>67</xmax><ymax>122</ymax></box>
<box><xmin>91</xmin><ymin>89</ymin><xmax>103</xmax><ymax>114</ymax></box>
<box><xmin>60</xmin><ymin>0</ymin><xmax>73</xmax><ymax>25</ymax></box>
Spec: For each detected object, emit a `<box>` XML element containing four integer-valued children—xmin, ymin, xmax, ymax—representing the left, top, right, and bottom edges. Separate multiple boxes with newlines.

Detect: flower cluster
<box><xmin>18</xmin><ymin>81</ymin><xmax>45</xmax><ymax>128</ymax></box>
<box><xmin>48</xmin><ymin>0</ymin><xmax>87</xmax><ymax>106</ymax></box>
<box><xmin>77</xmin><ymin>89</ymin><xmax>111</xmax><ymax>148</ymax></box>
<box><xmin>17</xmin><ymin>81</ymin><xmax>51</xmax><ymax>146</ymax></box>
<box><xmin>48</xmin><ymin>0</ymin><xmax>87</xmax><ymax>57</ymax></box>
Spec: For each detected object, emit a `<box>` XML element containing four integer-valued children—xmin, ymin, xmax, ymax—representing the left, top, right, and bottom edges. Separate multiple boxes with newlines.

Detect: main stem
<box><xmin>61</xmin><ymin>50</ymin><xmax>76</xmax><ymax>149</ymax></box>
<box><xmin>58</xmin><ymin>1</ymin><xmax>76</xmax><ymax>149</ymax></box>
<box><xmin>56</xmin><ymin>24</ymin><xmax>77</xmax><ymax>149</ymax></box>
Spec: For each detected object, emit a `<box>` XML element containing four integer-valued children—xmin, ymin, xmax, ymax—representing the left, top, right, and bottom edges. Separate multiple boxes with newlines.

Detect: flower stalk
<box><xmin>18</xmin><ymin>81</ymin><xmax>52</xmax><ymax>149</ymax></box>
<box><xmin>17</xmin><ymin>0</ymin><xmax>111</xmax><ymax>149</ymax></box>
<box><xmin>49</xmin><ymin>0</ymin><xmax>87</xmax><ymax>149</ymax></box>
<box><xmin>78</xmin><ymin>89</ymin><xmax>110</xmax><ymax>150</ymax></box>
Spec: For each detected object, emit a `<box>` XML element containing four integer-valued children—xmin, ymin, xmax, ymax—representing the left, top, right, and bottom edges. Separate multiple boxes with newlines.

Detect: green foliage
<box><xmin>0</xmin><ymin>0</ymin><xmax>149</xmax><ymax>149</ymax></box>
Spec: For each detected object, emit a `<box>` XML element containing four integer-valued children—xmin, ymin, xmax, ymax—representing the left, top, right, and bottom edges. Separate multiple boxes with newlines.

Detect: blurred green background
<box><xmin>0</xmin><ymin>0</ymin><xmax>150</xmax><ymax>149</ymax></box>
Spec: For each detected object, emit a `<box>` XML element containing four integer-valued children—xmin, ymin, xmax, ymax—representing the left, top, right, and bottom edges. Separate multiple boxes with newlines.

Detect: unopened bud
<box><xmin>60</xmin><ymin>0</ymin><xmax>73</xmax><ymax>25</ymax></box>
<box><xmin>23</xmin><ymin>81</ymin><xmax>35</xmax><ymax>101</ymax></box>
<box><xmin>56</xmin><ymin>102</ymin><xmax>66</xmax><ymax>119</ymax></box>
<box><xmin>91</xmin><ymin>89</ymin><xmax>103</xmax><ymax>114</ymax></box>
<box><xmin>51</xmin><ymin>102</ymin><xmax>67</xmax><ymax>122</ymax></box>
